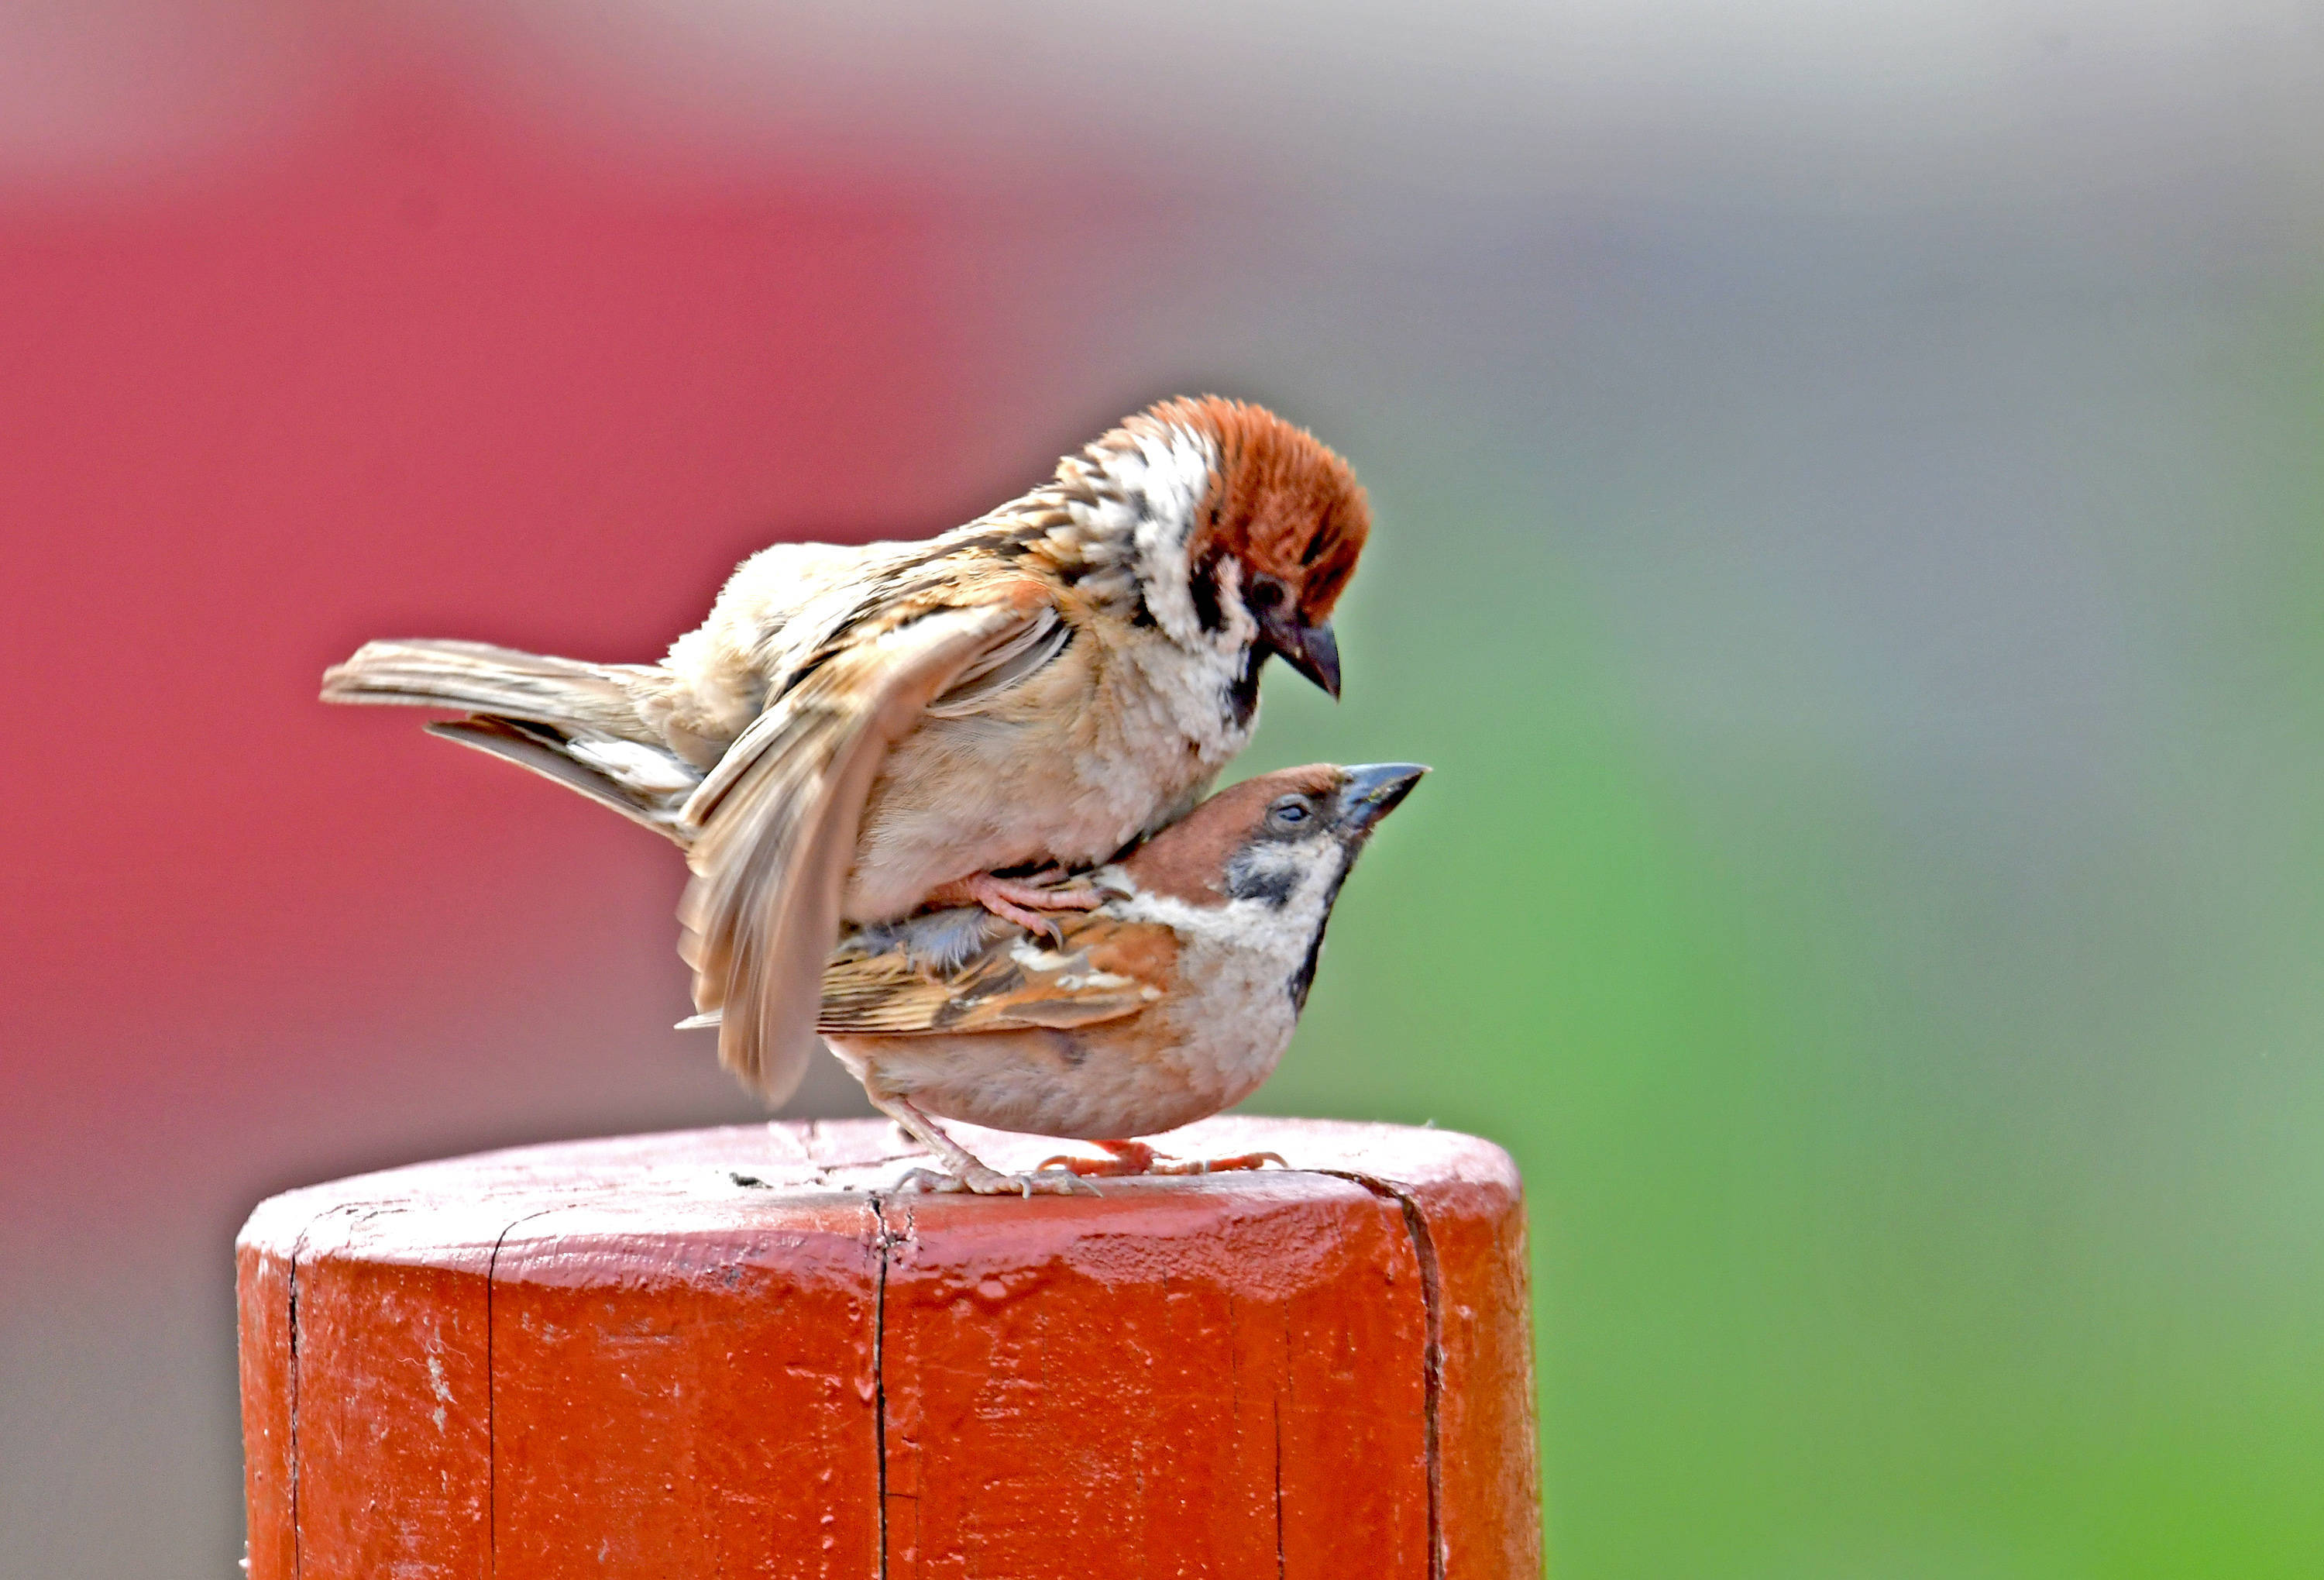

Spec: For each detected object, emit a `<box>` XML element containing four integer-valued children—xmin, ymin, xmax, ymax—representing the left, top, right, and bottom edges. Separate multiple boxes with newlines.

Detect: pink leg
<box><xmin>1038</xmin><ymin>1139</ymin><xmax>1287</xmax><ymax>1178</ymax></box>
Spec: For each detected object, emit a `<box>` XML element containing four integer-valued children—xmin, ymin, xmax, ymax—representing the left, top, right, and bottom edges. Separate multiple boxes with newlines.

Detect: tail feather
<box><xmin>425</xmin><ymin>718</ymin><xmax>693</xmax><ymax>844</ymax></box>
<box><xmin>325</xmin><ymin>637</ymin><xmax>700</xmax><ymax>835</ymax></box>
<box><xmin>321</xmin><ymin>638</ymin><xmax>658</xmax><ymax>739</ymax></box>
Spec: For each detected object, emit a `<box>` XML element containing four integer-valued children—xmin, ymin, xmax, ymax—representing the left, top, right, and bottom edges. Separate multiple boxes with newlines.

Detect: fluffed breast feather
<box><xmin>816</xmin><ymin>913</ymin><xmax>1179</xmax><ymax>1037</ymax></box>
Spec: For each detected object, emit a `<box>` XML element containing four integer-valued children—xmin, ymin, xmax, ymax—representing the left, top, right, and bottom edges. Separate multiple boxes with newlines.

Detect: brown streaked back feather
<box><xmin>676</xmin><ymin>595</ymin><xmax>1056</xmax><ymax>1100</ymax></box>
<box><xmin>815</xmin><ymin>911</ymin><xmax>1177</xmax><ymax>1037</ymax></box>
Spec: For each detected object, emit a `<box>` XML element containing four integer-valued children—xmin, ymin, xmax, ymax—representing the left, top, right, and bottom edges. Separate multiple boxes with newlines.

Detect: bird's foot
<box><xmin>871</xmin><ymin>1091</ymin><xmax>1101</xmax><ymax>1196</ymax></box>
<box><xmin>894</xmin><ymin>1163</ymin><xmax>1102</xmax><ymax>1198</ymax></box>
<box><xmin>1037</xmin><ymin>1140</ymin><xmax>1288</xmax><ymax>1178</ymax></box>
<box><xmin>926</xmin><ymin>870</ymin><xmax>1104</xmax><ymax>945</ymax></box>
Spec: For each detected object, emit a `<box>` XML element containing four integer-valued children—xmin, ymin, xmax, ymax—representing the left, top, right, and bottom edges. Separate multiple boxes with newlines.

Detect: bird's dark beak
<box><xmin>1257</xmin><ymin>610</ymin><xmax>1342</xmax><ymax>700</ymax></box>
<box><xmin>1335</xmin><ymin>762</ymin><xmax>1428</xmax><ymax>836</ymax></box>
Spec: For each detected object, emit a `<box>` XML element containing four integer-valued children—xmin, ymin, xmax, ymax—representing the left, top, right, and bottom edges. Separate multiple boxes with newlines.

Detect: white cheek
<box><xmin>1281</xmin><ymin>855</ymin><xmax>1347</xmax><ymax>930</ymax></box>
<box><xmin>1113</xmin><ymin>425</ymin><xmax>1223</xmax><ymax>649</ymax></box>
<box><xmin>1119</xmin><ymin>851</ymin><xmax>1342</xmax><ymax>974</ymax></box>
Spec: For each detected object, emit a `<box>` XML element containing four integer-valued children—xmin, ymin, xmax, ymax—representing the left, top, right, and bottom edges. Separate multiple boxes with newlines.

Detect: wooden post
<box><xmin>238</xmin><ymin>1117</ymin><xmax>1540</xmax><ymax>1578</ymax></box>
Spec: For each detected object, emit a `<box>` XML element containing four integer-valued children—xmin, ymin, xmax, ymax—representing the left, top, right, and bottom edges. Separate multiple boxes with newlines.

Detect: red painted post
<box><xmin>237</xmin><ymin>1117</ymin><xmax>1540</xmax><ymax>1578</ymax></box>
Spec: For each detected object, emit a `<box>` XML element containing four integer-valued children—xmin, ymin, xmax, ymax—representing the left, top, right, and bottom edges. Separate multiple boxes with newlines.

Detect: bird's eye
<box><xmin>1248</xmin><ymin>578</ymin><xmax>1287</xmax><ymax>611</ymax></box>
<box><xmin>1270</xmin><ymin>797</ymin><xmax>1312</xmax><ymax>827</ymax></box>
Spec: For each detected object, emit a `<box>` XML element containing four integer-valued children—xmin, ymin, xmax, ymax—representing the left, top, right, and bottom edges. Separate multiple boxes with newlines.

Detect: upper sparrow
<box><xmin>809</xmin><ymin>761</ymin><xmax>1428</xmax><ymax>1194</ymax></box>
<box><xmin>321</xmin><ymin>398</ymin><xmax>1370</xmax><ymax>1102</ymax></box>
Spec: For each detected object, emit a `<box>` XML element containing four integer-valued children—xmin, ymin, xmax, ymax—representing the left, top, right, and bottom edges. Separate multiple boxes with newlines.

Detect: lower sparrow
<box><xmin>792</xmin><ymin>761</ymin><xmax>1427</xmax><ymax>1194</ymax></box>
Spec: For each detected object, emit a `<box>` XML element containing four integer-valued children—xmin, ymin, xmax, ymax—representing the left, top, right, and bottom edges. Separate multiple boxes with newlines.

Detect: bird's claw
<box><xmin>930</xmin><ymin>872</ymin><xmax>1105</xmax><ymax>945</ymax></box>
<box><xmin>894</xmin><ymin>1164</ymin><xmax>1101</xmax><ymax>1198</ymax></box>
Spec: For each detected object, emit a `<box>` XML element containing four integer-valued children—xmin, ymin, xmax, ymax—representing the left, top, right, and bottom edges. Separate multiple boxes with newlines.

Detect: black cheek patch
<box><xmin>1188</xmin><ymin>554</ymin><xmax>1227</xmax><ymax>635</ymax></box>
<box><xmin>1224</xmin><ymin>855</ymin><xmax>1298</xmax><ymax>907</ymax></box>
<box><xmin>1226</xmin><ymin>648</ymin><xmax>1266</xmax><ymax>729</ymax></box>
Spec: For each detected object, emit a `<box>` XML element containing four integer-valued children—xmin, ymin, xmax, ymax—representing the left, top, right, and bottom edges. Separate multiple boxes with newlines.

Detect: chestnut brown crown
<box><xmin>1137</xmin><ymin>395</ymin><xmax>1370</xmax><ymax>628</ymax></box>
<box><xmin>1086</xmin><ymin>395</ymin><xmax>1369</xmax><ymax>701</ymax></box>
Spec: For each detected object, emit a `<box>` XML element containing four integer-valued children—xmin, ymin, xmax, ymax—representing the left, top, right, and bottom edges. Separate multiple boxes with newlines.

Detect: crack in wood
<box><xmin>483</xmin><ymin>1207</ymin><xmax>563</xmax><ymax>1579</ymax></box>
<box><xmin>282</xmin><ymin>1200</ymin><xmax>368</xmax><ymax>1580</ymax></box>
<box><xmin>1273</xmin><ymin>1399</ymin><xmax>1287</xmax><ymax>1580</ymax></box>
<box><xmin>1310</xmin><ymin>1169</ymin><xmax>1446</xmax><ymax>1580</ymax></box>
<box><xmin>284</xmin><ymin>1234</ymin><xmax>304</xmax><ymax>1580</ymax></box>
<box><xmin>867</xmin><ymin>1192</ymin><xmax>891</xmax><ymax>1580</ymax></box>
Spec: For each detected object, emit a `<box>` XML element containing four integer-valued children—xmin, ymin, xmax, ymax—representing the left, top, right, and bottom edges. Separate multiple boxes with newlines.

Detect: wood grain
<box><xmin>236</xmin><ymin>1117</ymin><xmax>1540</xmax><ymax>1578</ymax></box>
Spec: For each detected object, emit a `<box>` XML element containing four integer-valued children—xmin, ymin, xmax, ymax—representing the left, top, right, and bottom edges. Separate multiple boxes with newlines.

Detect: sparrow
<box><xmin>799</xmin><ymin>762</ymin><xmax>1426</xmax><ymax>1194</ymax></box>
<box><xmin>321</xmin><ymin>398</ymin><xmax>1369</xmax><ymax>1105</ymax></box>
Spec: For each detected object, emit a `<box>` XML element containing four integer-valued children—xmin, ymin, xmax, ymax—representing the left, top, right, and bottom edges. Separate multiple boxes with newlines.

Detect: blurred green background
<box><xmin>5</xmin><ymin>2</ymin><xmax>2322</xmax><ymax>1575</ymax></box>
<box><xmin>1236</xmin><ymin>288</ymin><xmax>2324</xmax><ymax>1575</ymax></box>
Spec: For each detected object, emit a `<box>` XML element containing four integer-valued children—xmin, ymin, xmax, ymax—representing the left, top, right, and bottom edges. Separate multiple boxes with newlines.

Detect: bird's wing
<box><xmin>815</xmin><ymin>913</ymin><xmax>1177</xmax><ymax>1036</ymax></box>
<box><xmin>675</xmin><ymin>584</ymin><xmax>1061</xmax><ymax>1100</ymax></box>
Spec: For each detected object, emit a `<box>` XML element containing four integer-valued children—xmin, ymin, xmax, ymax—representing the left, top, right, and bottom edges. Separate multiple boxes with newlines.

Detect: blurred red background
<box><xmin>0</xmin><ymin>52</ymin><xmax>1236</xmax><ymax>1186</ymax></box>
<box><xmin>7</xmin><ymin>85</ymin><xmax>999</xmax><ymax>1217</ymax></box>
<box><xmin>0</xmin><ymin>44</ymin><xmax>1198</xmax><ymax>1569</ymax></box>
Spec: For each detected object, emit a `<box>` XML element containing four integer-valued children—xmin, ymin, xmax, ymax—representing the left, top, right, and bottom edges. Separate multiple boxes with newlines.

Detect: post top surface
<box><xmin>238</xmin><ymin>1116</ymin><xmax>1520</xmax><ymax>1264</ymax></box>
